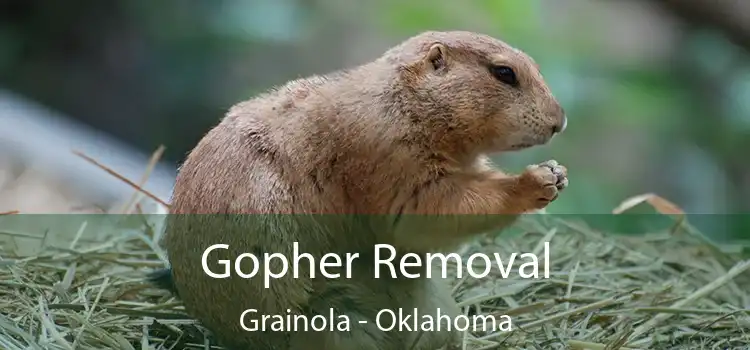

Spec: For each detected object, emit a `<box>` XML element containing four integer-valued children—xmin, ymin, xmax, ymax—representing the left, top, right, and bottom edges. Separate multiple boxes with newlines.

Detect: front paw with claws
<box><xmin>518</xmin><ymin>159</ymin><xmax>568</xmax><ymax>209</ymax></box>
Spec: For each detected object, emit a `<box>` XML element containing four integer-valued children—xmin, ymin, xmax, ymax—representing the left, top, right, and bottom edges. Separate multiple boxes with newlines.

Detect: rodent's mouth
<box><xmin>508</xmin><ymin>143</ymin><xmax>534</xmax><ymax>150</ymax></box>
<box><xmin>502</xmin><ymin>132</ymin><xmax>554</xmax><ymax>152</ymax></box>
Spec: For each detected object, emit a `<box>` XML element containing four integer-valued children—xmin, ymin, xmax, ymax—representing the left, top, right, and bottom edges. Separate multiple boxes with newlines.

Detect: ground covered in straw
<box><xmin>1</xmin><ymin>212</ymin><xmax>749</xmax><ymax>350</ymax></box>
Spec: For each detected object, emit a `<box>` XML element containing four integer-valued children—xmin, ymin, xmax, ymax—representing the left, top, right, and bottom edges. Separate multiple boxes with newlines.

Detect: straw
<box><xmin>0</xmin><ymin>151</ymin><xmax>748</xmax><ymax>349</ymax></box>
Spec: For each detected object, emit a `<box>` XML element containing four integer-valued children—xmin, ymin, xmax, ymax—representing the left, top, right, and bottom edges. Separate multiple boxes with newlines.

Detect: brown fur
<box><xmin>160</xmin><ymin>31</ymin><xmax>568</xmax><ymax>350</ymax></box>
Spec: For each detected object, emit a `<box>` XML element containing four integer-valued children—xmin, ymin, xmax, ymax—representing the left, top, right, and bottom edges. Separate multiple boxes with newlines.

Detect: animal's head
<box><xmin>382</xmin><ymin>31</ymin><xmax>567</xmax><ymax>156</ymax></box>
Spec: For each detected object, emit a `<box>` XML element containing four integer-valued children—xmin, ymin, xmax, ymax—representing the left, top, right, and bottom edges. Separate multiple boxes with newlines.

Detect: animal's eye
<box><xmin>489</xmin><ymin>65</ymin><xmax>518</xmax><ymax>86</ymax></box>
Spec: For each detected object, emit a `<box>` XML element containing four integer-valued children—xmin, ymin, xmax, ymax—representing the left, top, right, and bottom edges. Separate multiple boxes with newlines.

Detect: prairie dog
<box><xmin>152</xmin><ymin>31</ymin><xmax>568</xmax><ymax>350</ymax></box>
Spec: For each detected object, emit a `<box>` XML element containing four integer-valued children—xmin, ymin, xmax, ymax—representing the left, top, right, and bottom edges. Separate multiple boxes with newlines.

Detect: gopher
<box><xmin>150</xmin><ymin>31</ymin><xmax>568</xmax><ymax>350</ymax></box>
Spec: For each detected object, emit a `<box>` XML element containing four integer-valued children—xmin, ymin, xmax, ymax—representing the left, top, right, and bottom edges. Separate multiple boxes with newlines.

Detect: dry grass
<box><xmin>0</xmin><ymin>150</ymin><xmax>748</xmax><ymax>349</ymax></box>
<box><xmin>0</xmin><ymin>210</ymin><xmax>748</xmax><ymax>350</ymax></box>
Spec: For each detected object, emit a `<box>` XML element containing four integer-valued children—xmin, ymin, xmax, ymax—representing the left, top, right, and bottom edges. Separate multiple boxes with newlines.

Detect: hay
<box><xmin>1</xmin><ymin>211</ymin><xmax>748</xmax><ymax>350</ymax></box>
<box><xmin>1</xmin><ymin>150</ymin><xmax>748</xmax><ymax>349</ymax></box>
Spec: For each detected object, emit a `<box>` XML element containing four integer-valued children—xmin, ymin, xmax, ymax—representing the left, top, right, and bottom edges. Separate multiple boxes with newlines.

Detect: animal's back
<box><xmin>162</xmin><ymin>75</ymin><xmax>386</xmax><ymax>349</ymax></box>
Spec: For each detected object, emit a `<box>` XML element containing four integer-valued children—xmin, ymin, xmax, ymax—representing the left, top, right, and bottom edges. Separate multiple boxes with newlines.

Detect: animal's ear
<box><xmin>423</xmin><ymin>43</ymin><xmax>448</xmax><ymax>71</ymax></box>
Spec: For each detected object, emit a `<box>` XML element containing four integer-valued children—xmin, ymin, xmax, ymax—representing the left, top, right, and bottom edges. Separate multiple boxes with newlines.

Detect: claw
<box><xmin>542</xmin><ymin>159</ymin><xmax>558</xmax><ymax>168</ymax></box>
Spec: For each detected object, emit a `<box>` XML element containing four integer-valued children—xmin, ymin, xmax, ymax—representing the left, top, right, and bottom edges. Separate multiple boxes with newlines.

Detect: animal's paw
<box><xmin>518</xmin><ymin>159</ymin><xmax>568</xmax><ymax>209</ymax></box>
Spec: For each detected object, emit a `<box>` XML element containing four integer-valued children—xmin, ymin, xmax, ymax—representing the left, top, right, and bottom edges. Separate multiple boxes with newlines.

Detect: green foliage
<box><xmin>377</xmin><ymin>0</ymin><xmax>462</xmax><ymax>34</ymax></box>
<box><xmin>606</xmin><ymin>69</ymin><xmax>687</xmax><ymax>129</ymax></box>
<box><xmin>475</xmin><ymin>0</ymin><xmax>539</xmax><ymax>43</ymax></box>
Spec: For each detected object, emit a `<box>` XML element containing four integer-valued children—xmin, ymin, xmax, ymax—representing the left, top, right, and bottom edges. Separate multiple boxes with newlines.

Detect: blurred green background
<box><xmin>1</xmin><ymin>0</ymin><xmax>749</xmax><ymax>241</ymax></box>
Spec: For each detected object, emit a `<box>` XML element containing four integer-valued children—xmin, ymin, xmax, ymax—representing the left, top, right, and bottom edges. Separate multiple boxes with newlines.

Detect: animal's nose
<box><xmin>552</xmin><ymin>115</ymin><xmax>567</xmax><ymax>135</ymax></box>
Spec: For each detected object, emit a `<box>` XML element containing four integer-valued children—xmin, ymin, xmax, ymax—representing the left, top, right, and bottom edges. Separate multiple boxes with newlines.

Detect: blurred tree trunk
<box><xmin>651</xmin><ymin>0</ymin><xmax>750</xmax><ymax>51</ymax></box>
